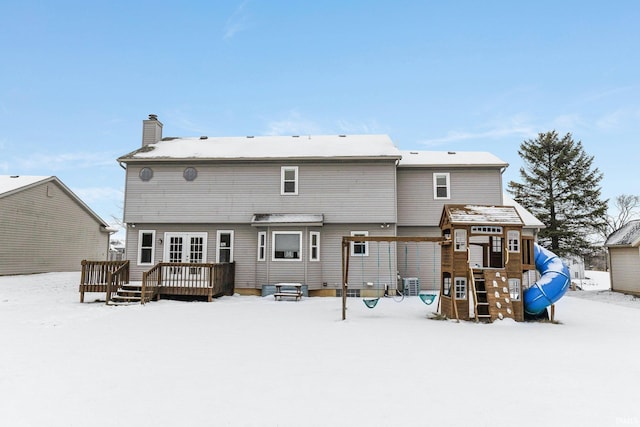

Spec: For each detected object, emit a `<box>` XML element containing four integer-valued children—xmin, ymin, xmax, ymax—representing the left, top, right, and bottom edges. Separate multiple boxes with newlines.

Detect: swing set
<box><xmin>341</xmin><ymin>235</ymin><xmax>444</xmax><ymax>320</ymax></box>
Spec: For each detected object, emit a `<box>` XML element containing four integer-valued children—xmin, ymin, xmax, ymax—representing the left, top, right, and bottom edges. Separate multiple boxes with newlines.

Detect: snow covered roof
<box><xmin>443</xmin><ymin>204</ymin><xmax>523</xmax><ymax>226</ymax></box>
<box><xmin>605</xmin><ymin>220</ymin><xmax>640</xmax><ymax>247</ymax></box>
<box><xmin>502</xmin><ymin>194</ymin><xmax>545</xmax><ymax>229</ymax></box>
<box><xmin>251</xmin><ymin>213</ymin><xmax>324</xmax><ymax>226</ymax></box>
<box><xmin>398</xmin><ymin>150</ymin><xmax>508</xmax><ymax>167</ymax></box>
<box><xmin>0</xmin><ymin>175</ymin><xmax>51</xmax><ymax>197</ymax></box>
<box><xmin>119</xmin><ymin>134</ymin><xmax>401</xmax><ymax>162</ymax></box>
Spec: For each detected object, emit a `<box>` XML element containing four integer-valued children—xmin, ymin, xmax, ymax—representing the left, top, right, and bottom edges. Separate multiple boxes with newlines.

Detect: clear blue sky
<box><xmin>1</xmin><ymin>1</ymin><xmax>639</xmax><ymax>233</ymax></box>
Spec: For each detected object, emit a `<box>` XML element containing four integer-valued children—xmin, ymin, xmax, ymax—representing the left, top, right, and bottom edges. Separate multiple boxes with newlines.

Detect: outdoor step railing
<box><xmin>79</xmin><ymin>260</ymin><xmax>129</xmax><ymax>303</ymax></box>
<box><xmin>105</xmin><ymin>261</ymin><xmax>131</xmax><ymax>305</ymax></box>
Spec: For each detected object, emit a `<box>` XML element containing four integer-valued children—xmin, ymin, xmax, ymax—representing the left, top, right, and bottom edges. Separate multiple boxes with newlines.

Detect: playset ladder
<box><xmin>470</xmin><ymin>270</ymin><xmax>491</xmax><ymax>322</ymax></box>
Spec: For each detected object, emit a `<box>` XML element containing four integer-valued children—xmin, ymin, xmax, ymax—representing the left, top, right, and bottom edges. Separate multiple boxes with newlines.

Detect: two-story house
<box><xmin>118</xmin><ymin>115</ymin><xmax>401</xmax><ymax>295</ymax></box>
<box><xmin>118</xmin><ymin>115</ymin><xmax>538</xmax><ymax>296</ymax></box>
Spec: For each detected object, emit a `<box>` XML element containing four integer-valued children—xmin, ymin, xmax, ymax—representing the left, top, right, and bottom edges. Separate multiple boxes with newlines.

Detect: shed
<box><xmin>604</xmin><ymin>220</ymin><xmax>640</xmax><ymax>295</ymax></box>
<box><xmin>0</xmin><ymin>175</ymin><xmax>112</xmax><ymax>275</ymax></box>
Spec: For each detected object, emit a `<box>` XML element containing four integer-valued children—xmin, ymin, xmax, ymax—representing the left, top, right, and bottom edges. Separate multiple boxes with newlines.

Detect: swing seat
<box><xmin>362</xmin><ymin>298</ymin><xmax>380</xmax><ymax>309</ymax></box>
<box><xmin>419</xmin><ymin>293</ymin><xmax>437</xmax><ymax>305</ymax></box>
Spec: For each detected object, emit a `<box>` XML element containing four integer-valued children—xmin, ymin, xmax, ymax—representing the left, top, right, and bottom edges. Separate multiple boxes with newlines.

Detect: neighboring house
<box><xmin>0</xmin><ymin>175</ymin><xmax>112</xmax><ymax>275</ymax></box>
<box><xmin>117</xmin><ymin>115</ymin><xmax>541</xmax><ymax>295</ymax></box>
<box><xmin>562</xmin><ymin>255</ymin><xmax>586</xmax><ymax>281</ymax></box>
<box><xmin>604</xmin><ymin>220</ymin><xmax>640</xmax><ymax>295</ymax></box>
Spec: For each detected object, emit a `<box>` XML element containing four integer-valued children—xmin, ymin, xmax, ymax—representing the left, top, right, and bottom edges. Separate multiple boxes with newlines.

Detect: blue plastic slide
<box><xmin>523</xmin><ymin>243</ymin><xmax>571</xmax><ymax>316</ymax></box>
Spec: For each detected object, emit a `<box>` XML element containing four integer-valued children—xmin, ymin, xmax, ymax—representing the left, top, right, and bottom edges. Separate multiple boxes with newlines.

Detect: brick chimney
<box><xmin>142</xmin><ymin>114</ymin><xmax>163</xmax><ymax>146</ymax></box>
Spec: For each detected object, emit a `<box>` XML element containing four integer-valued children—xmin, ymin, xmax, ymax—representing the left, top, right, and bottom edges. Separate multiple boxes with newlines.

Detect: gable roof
<box><xmin>440</xmin><ymin>204</ymin><xmax>524</xmax><ymax>227</ymax></box>
<box><xmin>605</xmin><ymin>220</ymin><xmax>640</xmax><ymax>247</ymax></box>
<box><xmin>119</xmin><ymin>134</ymin><xmax>401</xmax><ymax>162</ymax></box>
<box><xmin>0</xmin><ymin>175</ymin><xmax>111</xmax><ymax>229</ymax></box>
<box><xmin>398</xmin><ymin>150</ymin><xmax>508</xmax><ymax>168</ymax></box>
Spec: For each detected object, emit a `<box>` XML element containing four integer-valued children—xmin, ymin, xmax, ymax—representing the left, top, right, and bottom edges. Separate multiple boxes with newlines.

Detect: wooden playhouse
<box><xmin>438</xmin><ymin>204</ymin><xmax>536</xmax><ymax>322</ymax></box>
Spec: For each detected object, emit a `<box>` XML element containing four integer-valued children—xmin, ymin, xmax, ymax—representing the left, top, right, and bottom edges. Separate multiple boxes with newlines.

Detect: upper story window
<box><xmin>281</xmin><ymin>166</ymin><xmax>299</xmax><ymax>195</ymax></box>
<box><xmin>433</xmin><ymin>172</ymin><xmax>450</xmax><ymax>199</ymax></box>
<box><xmin>351</xmin><ymin>231</ymin><xmax>369</xmax><ymax>256</ymax></box>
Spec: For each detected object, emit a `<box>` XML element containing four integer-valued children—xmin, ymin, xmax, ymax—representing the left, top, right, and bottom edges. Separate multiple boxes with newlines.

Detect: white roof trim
<box><xmin>251</xmin><ymin>213</ymin><xmax>324</xmax><ymax>227</ymax></box>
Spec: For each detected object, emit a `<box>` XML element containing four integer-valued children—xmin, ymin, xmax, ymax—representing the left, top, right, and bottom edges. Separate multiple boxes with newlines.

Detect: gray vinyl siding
<box><xmin>609</xmin><ymin>247</ymin><xmax>640</xmax><ymax>294</ymax></box>
<box><xmin>126</xmin><ymin>223</ymin><xmax>257</xmax><ymax>287</ymax></box>
<box><xmin>396</xmin><ymin>226</ymin><xmax>442</xmax><ymax>291</ymax></box>
<box><xmin>0</xmin><ymin>181</ymin><xmax>109</xmax><ymax>275</ymax></box>
<box><xmin>123</xmin><ymin>161</ymin><xmax>397</xmax><ymax>224</ymax></box>
<box><xmin>397</xmin><ymin>167</ymin><xmax>504</xmax><ymax>226</ymax></box>
<box><xmin>324</xmin><ymin>224</ymin><xmax>397</xmax><ymax>291</ymax></box>
<box><xmin>126</xmin><ymin>222</ymin><xmax>397</xmax><ymax>290</ymax></box>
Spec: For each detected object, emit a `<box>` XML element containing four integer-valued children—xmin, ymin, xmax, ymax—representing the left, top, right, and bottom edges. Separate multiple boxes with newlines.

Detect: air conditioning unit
<box><xmin>402</xmin><ymin>277</ymin><xmax>420</xmax><ymax>296</ymax></box>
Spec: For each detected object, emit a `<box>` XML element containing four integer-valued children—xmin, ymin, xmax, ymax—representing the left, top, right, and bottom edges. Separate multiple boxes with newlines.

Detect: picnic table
<box><xmin>273</xmin><ymin>283</ymin><xmax>303</xmax><ymax>301</ymax></box>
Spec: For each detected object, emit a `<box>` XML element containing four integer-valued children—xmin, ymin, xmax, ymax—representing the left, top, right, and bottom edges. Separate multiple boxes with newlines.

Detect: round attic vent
<box><xmin>183</xmin><ymin>167</ymin><xmax>198</xmax><ymax>182</ymax></box>
<box><xmin>139</xmin><ymin>167</ymin><xmax>153</xmax><ymax>181</ymax></box>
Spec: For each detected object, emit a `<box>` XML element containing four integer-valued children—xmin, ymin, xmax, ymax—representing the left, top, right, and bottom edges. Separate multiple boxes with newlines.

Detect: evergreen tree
<box><xmin>507</xmin><ymin>131</ymin><xmax>608</xmax><ymax>257</ymax></box>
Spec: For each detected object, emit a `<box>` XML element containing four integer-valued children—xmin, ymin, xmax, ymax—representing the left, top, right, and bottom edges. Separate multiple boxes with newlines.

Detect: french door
<box><xmin>163</xmin><ymin>232</ymin><xmax>208</xmax><ymax>276</ymax></box>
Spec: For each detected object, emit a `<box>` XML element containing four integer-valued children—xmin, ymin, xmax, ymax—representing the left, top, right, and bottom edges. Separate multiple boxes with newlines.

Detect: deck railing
<box><xmin>105</xmin><ymin>261</ymin><xmax>131</xmax><ymax>304</ymax></box>
<box><xmin>80</xmin><ymin>260</ymin><xmax>234</xmax><ymax>304</ymax></box>
<box><xmin>79</xmin><ymin>260</ymin><xmax>129</xmax><ymax>303</ymax></box>
<box><xmin>142</xmin><ymin>262</ymin><xmax>235</xmax><ymax>302</ymax></box>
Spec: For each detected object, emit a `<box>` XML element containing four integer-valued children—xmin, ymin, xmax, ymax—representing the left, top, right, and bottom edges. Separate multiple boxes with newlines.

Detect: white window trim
<box><xmin>508</xmin><ymin>230</ymin><xmax>521</xmax><ymax>253</ymax></box>
<box><xmin>281</xmin><ymin>166</ymin><xmax>299</xmax><ymax>195</ymax></box>
<box><xmin>509</xmin><ymin>278</ymin><xmax>521</xmax><ymax>301</ymax></box>
<box><xmin>137</xmin><ymin>230</ymin><xmax>156</xmax><ymax>266</ymax></box>
<box><xmin>454</xmin><ymin>277</ymin><xmax>467</xmax><ymax>300</ymax></box>
<box><xmin>257</xmin><ymin>231</ymin><xmax>266</xmax><ymax>262</ymax></box>
<box><xmin>350</xmin><ymin>231</ymin><xmax>369</xmax><ymax>257</ymax></box>
<box><xmin>272</xmin><ymin>231</ymin><xmax>303</xmax><ymax>262</ymax></box>
<box><xmin>454</xmin><ymin>229</ymin><xmax>467</xmax><ymax>252</ymax></box>
<box><xmin>310</xmin><ymin>231</ymin><xmax>320</xmax><ymax>262</ymax></box>
<box><xmin>433</xmin><ymin>172</ymin><xmax>451</xmax><ymax>200</ymax></box>
<box><xmin>216</xmin><ymin>230</ymin><xmax>234</xmax><ymax>263</ymax></box>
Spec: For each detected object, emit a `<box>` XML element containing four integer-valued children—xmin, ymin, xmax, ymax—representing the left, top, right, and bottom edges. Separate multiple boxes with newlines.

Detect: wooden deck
<box><xmin>79</xmin><ymin>260</ymin><xmax>235</xmax><ymax>304</ymax></box>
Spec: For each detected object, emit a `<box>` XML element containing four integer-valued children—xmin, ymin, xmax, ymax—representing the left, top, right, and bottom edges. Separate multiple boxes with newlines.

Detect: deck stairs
<box><xmin>107</xmin><ymin>283</ymin><xmax>153</xmax><ymax>306</ymax></box>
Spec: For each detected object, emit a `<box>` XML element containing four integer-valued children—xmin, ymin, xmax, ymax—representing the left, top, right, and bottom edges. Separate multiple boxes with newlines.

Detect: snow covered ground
<box><xmin>1</xmin><ymin>271</ymin><xmax>639</xmax><ymax>427</ymax></box>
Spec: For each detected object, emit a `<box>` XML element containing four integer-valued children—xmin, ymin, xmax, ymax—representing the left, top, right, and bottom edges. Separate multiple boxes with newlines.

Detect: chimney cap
<box><xmin>148</xmin><ymin>114</ymin><xmax>158</xmax><ymax>120</ymax></box>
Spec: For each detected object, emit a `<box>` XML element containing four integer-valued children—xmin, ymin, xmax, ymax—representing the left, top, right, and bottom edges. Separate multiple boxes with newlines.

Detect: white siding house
<box><xmin>0</xmin><ymin>175</ymin><xmax>111</xmax><ymax>275</ymax></box>
<box><xmin>605</xmin><ymin>220</ymin><xmax>640</xmax><ymax>295</ymax></box>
